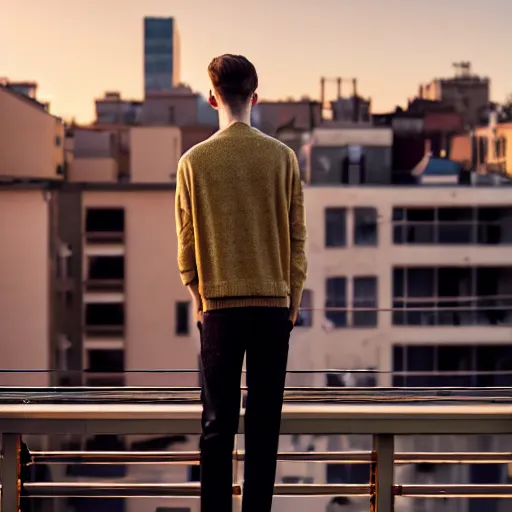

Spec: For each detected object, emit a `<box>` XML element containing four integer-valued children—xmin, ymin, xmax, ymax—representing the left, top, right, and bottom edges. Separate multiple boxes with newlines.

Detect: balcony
<box><xmin>84</xmin><ymin>208</ymin><xmax>125</xmax><ymax>246</ymax></box>
<box><xmin>1</xmin><ymin>387</ymin><xmax>512</xmax><ymax>512</ymax></box>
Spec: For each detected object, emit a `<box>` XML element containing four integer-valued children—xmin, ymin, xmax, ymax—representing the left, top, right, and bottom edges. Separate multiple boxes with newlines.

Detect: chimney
<box><xmin>320</xmin><ymin>77</ymin><xmax>325</xmax><ymax>122</ymax></box>
<box><xmin>337</xmin><ymin>78</ymin><xmax>342</xmax><ymax>100</ymax></box>
<box><xmin>352</xmin><ymin>79</ymin><xmax>359</xmax><ymax>123</ymax></box>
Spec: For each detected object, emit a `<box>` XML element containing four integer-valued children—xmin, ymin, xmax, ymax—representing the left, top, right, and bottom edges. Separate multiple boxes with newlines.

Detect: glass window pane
<box><xmin>325</xmin><ymin>277</ymin><xmax>347</xmax><ymax>327</ymax></box>
<box><xmin>354</xmin><ymin>207</ymin><xmax>377</xmax><ymax>246</ymax></box>
<box><xmin>325</xmin><ymin>208</ymin><xmax>346</xmax><ymax>247</ymax></box>
<box><xmin>353</xmin><ymin>277</ymin><xmax>377</xmax><ymax>327</ymax></box>
<box><xmin>176</xmin><ymin>302</ymin><xmax>190</xmax><ymax>335</ymax></box>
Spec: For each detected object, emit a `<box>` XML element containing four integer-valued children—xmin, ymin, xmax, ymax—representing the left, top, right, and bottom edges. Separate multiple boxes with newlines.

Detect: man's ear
<box><xmin>208</xmin><ymin>92</ymin><xmax>218</xmax><ymax>110</ymax></box>
<box><xmin>251</xmin><ymin>93</ymin><xmax>258</xmax><ymax>106</ymax></box>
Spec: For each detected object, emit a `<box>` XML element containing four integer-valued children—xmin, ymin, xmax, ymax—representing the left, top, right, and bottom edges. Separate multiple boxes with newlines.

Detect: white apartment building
<box><xmin>276</xmin><ymin>184</ymin><xmax>512</xmax><ymax>512</ymax></box>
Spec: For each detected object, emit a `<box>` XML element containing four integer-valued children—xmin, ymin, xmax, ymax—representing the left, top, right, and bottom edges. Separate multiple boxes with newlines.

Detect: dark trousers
<box><xmin>199</xmin><ymin>307</ymin><xmax>291</xmax><ymax>512</ymax></box>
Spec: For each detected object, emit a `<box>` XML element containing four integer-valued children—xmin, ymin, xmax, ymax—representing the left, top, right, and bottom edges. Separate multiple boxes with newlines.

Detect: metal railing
<box><xmin>0</xmin><ymin>391</ymin><xmax>511</xmax><ymax>512</ymax></box>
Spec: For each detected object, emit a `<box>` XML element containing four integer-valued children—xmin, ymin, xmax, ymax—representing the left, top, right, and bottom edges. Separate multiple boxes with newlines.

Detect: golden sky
<box><xmin>2</xmin><ymin>0</ymin><xmax>510</xmax><ymax>122</ymax></box>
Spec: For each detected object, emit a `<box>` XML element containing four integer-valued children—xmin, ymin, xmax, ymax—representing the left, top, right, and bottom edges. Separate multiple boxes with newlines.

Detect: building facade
<box><xmin>0</xmin><ymin>85</ymin><xmax>65</xmax><ymax>180</ymax></box>
<box><xmin>274</xmin><ymin>182</ymin><xmax>512</xmax><ymax>512</ymax></box>
<box><xmin>301</xmin><ymin>127</ymin><xmax>393</xmax><ymax>185</ymax></box>
<box><xmin>418</xmin><ymin>62</ymin><xmax>490</xmax><ymax>129</ymax></box>
<box><xmin>144</xmin><ymin>17</ymin><xmax>180</xmax><ymax>94</ymax></box>
<box><xmin>95</xmin><ymin>92</ymin><xmax>142</xmax><ymax>125</ymax></box>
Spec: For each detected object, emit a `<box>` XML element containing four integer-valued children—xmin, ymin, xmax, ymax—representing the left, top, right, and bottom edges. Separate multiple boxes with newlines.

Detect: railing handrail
<box><xmin>1</xmin><ymin>402</ymin><xmax>511</xmax><ymax>436</ymax></box>
<box><xmin>2</xmin><ymin>399</ymin><xmax>512</xmax><ymax>511</ymax></box>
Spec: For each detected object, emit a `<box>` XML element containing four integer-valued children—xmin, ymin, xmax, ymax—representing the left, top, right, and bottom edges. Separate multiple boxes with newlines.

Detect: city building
<box><xmin>141</xmin><ymin>85</ymin><xmax>199</xmax><ymax>125</ymax></box>
<box><xmin>66</xmin><ymin>125</ymin><xmax>130</xmax><ymax>182</ymax></box>
<box><xmin>451</xmin><ymin>117</ymin><xmax>511</xmax><ymax>179</ymax></box>
<box><xmin>418</xmin><ymin>62</ymin><xmax>490</xmax><ymax>128</ymax></box>
<box><xmin>180</xmin><ymin>124</ymin><xmax>218</xmax><ymax>154</ymax></box>
<box><xmin>129</xmin><ymin>126</ymin><xmax>181</xmax><ymax>182</ymax></box>
<box><xmin>373</xmin><ymin>101</ymin><xmax>464</xmax><ymax>183</ymax></box>
<box><xmin>0</xmin><ymin>83</ymin><xmax>65</xmax><ymax>180</ymax></box>
<box><xmin>95</xmin><ymin>92</ymin><xmax>142</xmax><ymax>125</ymax></box>
<box><xmin>322</xmin><ymin>77</ymin><xmax>372</xmax><ymax>125</ymax></box>
<box><xmin>0</xmin><ymin>89</ymin><xmax>199</xmax><ymax>512</ymax></box>
<box><xmin>0</xmin><ymin>182</ymin><xmax>57</xmax><ymax>388</ymax></box>
<box><xmin>0</xmin><ymin>78</ymin><xmax>38</xmax><ymax>99</ymax></box>
<box><xmin>144</xmin><ymin>16</ymin><xmax>181</xmax><ymax>95</ymax></box>
<box><xmin>252</xmin><ymin>99</ymin><xmax>322</xmax><ymax>136</ymax></box>
<box><xmin>0</xmin><ymin>83</ymin><xmax>64</xmax><ymax>390</ymax></box>
<box><xmin>300</xmin><ymin>126</ymin><xmax>393</xmax><ymax>184</ymax></box>
<box><xmin>276</xmin><ymin>180</ymin><xmax>512</xmax><ymax>512</ymax></box>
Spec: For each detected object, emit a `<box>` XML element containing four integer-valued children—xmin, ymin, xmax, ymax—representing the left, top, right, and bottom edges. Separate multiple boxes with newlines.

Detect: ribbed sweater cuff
<box><xmin>290</xmin><ymin>287</ymin><xmax>304</xmax><ymax>310</ymax></box>
<box><xmin>203</xmin><ymin>296</ymin><xmax>289</xmax><ymax>312</ymax></box>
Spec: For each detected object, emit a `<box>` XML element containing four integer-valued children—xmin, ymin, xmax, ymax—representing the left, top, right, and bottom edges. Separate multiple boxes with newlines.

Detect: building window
<box><xmin>393</xmin><ymin>344</ymin><xmax>512</xmax><ymax>387</ymax></box>
<box><xmin>392</xmin><ymin>206</ymin><xmax>512</xmax><ymax>245</ymax></box>
<box><xmin>354</xmin><ymin>207</ymin><xmax>378</xmax><ymax>246</ymax></box>
<box><xmin>85</xmin><ymin>208</ymin><xmax>125</xmax><ymax>243</ymax></box>
<box><xmin>327</xmin><ymin>463</ymin><xmax>370</xmax><ymax>486</ymax></box>
<box><xmin>325</xmin><ymin>208</ymin><xmax>346</xmax><ymax>247</ymax></box>
<box><xmin>55</xmin><ymin>135</ymin><xmax>62</xmax><ymax>146</ymax></box>
<box><xmin>86</xmin><ymin>256</ymin><xmax>125</xmax><ymax>291</ymax></box>
<box><xmin>325</xmin><ymin>277</ymin><xmax>346</xmax><ymax>327</ymax></box>
<box><xmin>478</xmin><ymin>136</ymin><xmax>487</xmax><ymax>164</ymax></box>
<box><xmin>296</xmin><ymin>289</ymin><xmax>313</xmax><ymax>327</ymax></box>
<box><xmin>353</xmin><ymin>277</ymin><xmax>378</xmax><ymax>327</ymax></box>
<box><xmin>86</xmin><ymin>349</ymin><xmax>125</xmax><ymax>373</ymax></box>
<box><xmin>392</xmin><ymin>266</ymin><xmax>512</xmax><ymax>326</ymax></box>
<box><xmin>176</xmin><ymin>302</ymin><xmax>190</xmax><ymax>335</ymax></box>
<box><xmin>495</xmin><ymin>137</ymin><xmax>502</xmax><ymax>159</ymax></box>
<box><xmin>85</xmin><ymin>303</ymin><xmax>125</xmax><ymax>336</ymax></box>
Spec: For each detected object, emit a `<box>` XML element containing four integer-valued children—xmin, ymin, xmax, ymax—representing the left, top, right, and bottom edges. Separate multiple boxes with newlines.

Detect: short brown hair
<box><xmin>208</xmin><ymin>54</ymin><xmax>258</xmax><ymax>111</ymax></box>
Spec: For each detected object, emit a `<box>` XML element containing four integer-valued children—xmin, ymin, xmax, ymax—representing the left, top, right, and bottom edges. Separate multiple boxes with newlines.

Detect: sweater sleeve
<box><xmin>289</xmin><ymin>151</ymin><xmax>308</xmax><ymax>309</ymax></box>
<box><xmin>175</xmin><ymin>157</ymin><xmax>197</xmax><ymax>286</ymax></box>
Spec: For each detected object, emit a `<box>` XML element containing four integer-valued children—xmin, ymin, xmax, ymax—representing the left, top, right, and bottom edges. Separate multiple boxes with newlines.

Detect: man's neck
<box><xmin>218</xmin><ymin>108</ymin><xmax>251</xmax><ymax>131</ymax></box>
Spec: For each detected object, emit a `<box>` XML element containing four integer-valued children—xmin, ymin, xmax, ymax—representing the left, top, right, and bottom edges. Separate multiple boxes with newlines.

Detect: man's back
<box><xmin>176</xmin><ymin>54</ymin><xmax>307</xmax><ymax>512</ymax></box>
<box><xmin>175</xmin><ymin>121</ymin><xmax>307</xmax><ymax>311</ymax></box>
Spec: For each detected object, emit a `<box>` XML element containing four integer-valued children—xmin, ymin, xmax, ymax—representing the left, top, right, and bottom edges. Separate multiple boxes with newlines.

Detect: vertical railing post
<box><xmin>371</xmin><ymin>434</ymin><xmax>394</xmax><ymax>512</ymax></box>
<box><xmin>232</xmin><ymin>397</ymin><xmax>242</xmax><ymax>512</ymax></box>
<box><xmin>2</xmin><ymin>433</ymin><xmax>21</xmax><ymax>512</ymax></box>
<box><xmin>233</xmin><ymin>433</ymin><xmax>242</xmax><ymax>512</ymax></box>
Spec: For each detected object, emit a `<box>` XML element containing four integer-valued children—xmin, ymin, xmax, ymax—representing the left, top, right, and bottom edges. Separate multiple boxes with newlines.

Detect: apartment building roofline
<box><xmin>0</xmin><ymin>180</ymin><xmax>54</xmax><ymax>191</ymax></box>
<box><xmin>70</xmin><ymin>182</ymin><xmax>176</xmax><ymax>191</ymax></box>
<box><xmin>0</xmin><ymin>84</ymin><xmax>53</xmax><ymax>117</ymax></box>
<box><xmin>258</xmin><ymin>99</ymin><xmax>321</xmax><ymax>105</ymax></box>
<box><xmin>0</xmin><ymin>180</ymin><xmax>176</xmax><ymax>192</ymax></box>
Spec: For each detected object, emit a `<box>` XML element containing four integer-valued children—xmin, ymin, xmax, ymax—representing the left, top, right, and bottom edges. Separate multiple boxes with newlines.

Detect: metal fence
<box><xmin>0</xmin><ymin>390</ymin><xmax>512</xmax><ymax>512</ymax></box>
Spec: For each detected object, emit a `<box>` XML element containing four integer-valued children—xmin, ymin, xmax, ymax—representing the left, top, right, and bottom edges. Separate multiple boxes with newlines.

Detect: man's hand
<box><xmin>289</xmin><ymin>307</ymin><xmax>299</xmax><ymax>326</ymax></box>
<box><xmin>187</xmin><ymin>281</ymin><xmax>203</xmax><ymax>325</ymax></box>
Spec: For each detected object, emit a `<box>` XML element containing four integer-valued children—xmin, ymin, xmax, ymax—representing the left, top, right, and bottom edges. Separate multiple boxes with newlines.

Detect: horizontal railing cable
<box><xmin>16</xmin><ymin>482</ymin><xmax>512</xmax><ymax>499</ymax></box>
<box><xmin>27</xmin><ymin>450</ymin><xmax>512</xmax><ymax>465</ymax></box>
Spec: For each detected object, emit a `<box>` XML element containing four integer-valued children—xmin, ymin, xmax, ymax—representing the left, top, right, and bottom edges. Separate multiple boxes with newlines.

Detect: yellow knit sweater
<box><xmin>175</xmin><ymin>122</ymin><xmax>307</xmax><ymax>312</ymax></box>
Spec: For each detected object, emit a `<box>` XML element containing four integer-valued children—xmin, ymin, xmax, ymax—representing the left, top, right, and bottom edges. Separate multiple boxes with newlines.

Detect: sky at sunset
<box><xmin>2</xmin><ymin>0</ymin><xmax>511</xmax><ymax>123</ymax></box>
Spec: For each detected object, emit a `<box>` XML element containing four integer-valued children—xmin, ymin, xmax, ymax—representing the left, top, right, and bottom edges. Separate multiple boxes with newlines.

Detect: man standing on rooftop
<box><xmin>175</xmin><ymin>54</ymin><xmax>308</xmax><ymax>512</ymax></box>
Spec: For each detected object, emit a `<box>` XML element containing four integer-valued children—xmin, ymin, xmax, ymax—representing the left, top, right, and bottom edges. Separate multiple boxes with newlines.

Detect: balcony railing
<box><xmin>1</xmin><ymin>387</ymin><xmax>512</xmax><ymax>512</ymax></box>
<box><xmin>85</xmin><ymin>231</ymin><xmax>125</xmax><ymax>244</ymax></box>
<box><xmin>84</xmin><ymin>279</ymin><xmax>124</xmax><ymax>292</ymax></box>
